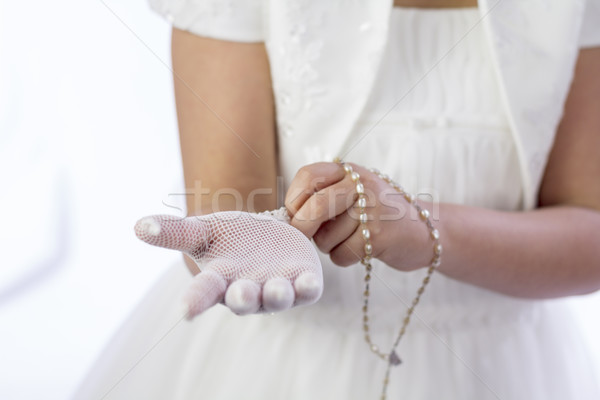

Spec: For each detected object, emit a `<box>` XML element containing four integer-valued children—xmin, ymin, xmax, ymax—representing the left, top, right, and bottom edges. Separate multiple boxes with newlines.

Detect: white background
<box><xmin>0</xmin><ymin>1</ymin><xmax>599</xmax><ymax>400</ymax></box>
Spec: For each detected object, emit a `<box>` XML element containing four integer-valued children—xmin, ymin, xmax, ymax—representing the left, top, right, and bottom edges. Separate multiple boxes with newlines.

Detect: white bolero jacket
<box><xmin>150</xmin><ymin>0</ymin><xmax>600</xmax><ymax>210</ymax></box>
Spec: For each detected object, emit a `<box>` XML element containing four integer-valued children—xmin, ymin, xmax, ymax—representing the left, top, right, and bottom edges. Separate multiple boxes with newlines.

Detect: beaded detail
<box><xmin>338</xmin><ymin>161</ymin><xmax>442</xmax><ymax>400</ymax></box>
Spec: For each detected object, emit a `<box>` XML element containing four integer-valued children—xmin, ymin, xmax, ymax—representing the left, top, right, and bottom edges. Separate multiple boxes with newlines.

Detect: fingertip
<box><xmin>294</xmin><ymin>272</ymin><xmax>323</xmax><ymax>306</ymax></box>
<box><xmin>285</xmin><ymin>162</ymin><xmax>345</xmax><ymax>219</ymax></box>
<box><xmin>225</xmin><ymin>280</ymin><xmax>261</xmax><ymax>315</ymax></box>
<box><xmin>133</xmin><ymin>214</ymin><xmax>209</xmax><ymax>254</ymax></box>
<box><xmin>263</xmin><ymin>278</ymin><xmax>294</xmax><ymax>312</ymax></box>
<box><xmin>134</xmin><ymin>217</ymin><xmax>161</xmax><ymax>240</ymax></box>
<box><xmin>183</xmin><ymin>270</ymin><xmax>226</xmax><ymax>319</ymax></box>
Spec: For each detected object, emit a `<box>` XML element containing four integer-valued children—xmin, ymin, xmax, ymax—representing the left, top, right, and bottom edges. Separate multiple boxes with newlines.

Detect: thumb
<box><xmin>134</xmin><ymin>215</ymin><xmax>210</xmax><ymax>256</ymax></box>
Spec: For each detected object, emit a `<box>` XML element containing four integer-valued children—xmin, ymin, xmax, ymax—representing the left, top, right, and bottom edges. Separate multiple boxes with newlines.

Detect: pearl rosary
<box><xmin>339</xmin><ymin>161</ymin><xmax>442</xmax><ymax>400</ymax></box>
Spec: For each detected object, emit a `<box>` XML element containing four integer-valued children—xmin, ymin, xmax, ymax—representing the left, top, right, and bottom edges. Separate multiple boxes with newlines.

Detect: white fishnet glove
<box><xmin>134</xmin><ymin>208</ymin><xmax>323</xmax><ymax>318</ymax></box>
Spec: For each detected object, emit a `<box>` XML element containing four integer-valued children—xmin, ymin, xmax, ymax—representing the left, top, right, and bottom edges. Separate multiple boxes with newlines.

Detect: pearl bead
<box><xmin>333</xmin><ymin>161</ymin><xmax>441</xmax><ymax>396</ymax></box>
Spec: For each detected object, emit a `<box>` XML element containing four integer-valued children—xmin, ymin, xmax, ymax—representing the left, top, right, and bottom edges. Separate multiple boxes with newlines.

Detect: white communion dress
<box><xmin>75</xmin><ymin>7</ymin><xmax>600</xmax><ymax>400</ymax></box>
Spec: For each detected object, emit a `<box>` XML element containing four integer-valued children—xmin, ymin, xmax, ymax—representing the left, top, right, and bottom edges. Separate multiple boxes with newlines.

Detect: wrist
<box><xmin>378</xmin><ymin>198</ymin><xmax>437</xmax><ymax>271</ymax></box>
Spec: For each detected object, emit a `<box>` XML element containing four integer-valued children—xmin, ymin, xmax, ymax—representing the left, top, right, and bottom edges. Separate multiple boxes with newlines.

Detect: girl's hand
<box><xmin>284</xmin><ymin>162</ymin><xmax>433</xmax><ymax>271</ymax></box>
<box><xmin>134</xmin><ymin>211</ymin><xmax>323</xmax><ymax>319</ymax></box>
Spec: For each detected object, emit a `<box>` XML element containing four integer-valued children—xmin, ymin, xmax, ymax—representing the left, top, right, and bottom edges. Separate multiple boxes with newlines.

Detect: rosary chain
<box><xmin>338</xmin><ymin>161</ymin><xmax>442</xmax><ymax>400</ymax></box>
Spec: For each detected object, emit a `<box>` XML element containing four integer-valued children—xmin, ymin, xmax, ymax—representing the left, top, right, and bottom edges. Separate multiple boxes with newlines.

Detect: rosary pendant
<box><xmin>389</xmin><ymin>351</ymin><xmax>402</xmax><ymax>366</ymax></box>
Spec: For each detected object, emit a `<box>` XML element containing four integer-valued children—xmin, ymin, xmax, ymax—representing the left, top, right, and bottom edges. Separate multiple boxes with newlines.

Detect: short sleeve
<box><xmin>579</xmin><ymin>0</ymin><xmax>600</xmax><ymax>48</ymax></box>
<box><xmin>149</xmin><ymin>0</ymin><xmax>264</xmax><ymax>42</ymax></box>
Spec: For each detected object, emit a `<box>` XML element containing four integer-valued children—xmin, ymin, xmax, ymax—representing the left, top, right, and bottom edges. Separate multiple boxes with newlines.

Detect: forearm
<box><xmin>436</xmin><ymin>202</ymin><xmax>600</xmax><ymax>298</ymax></box>
<box><xmin>172</xmin><ymin>28</ymin><xmax>278</xmax><ymax>216</ymax></box>
<box><xmin>432</xmin><ymin>49</ymin><xmax>600</xmax><ymax>299</ymax></box>
<box><xmin>181</xmin><ymin>164</ymin><xmax>278</xmax><ymax>215</ymax></box>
